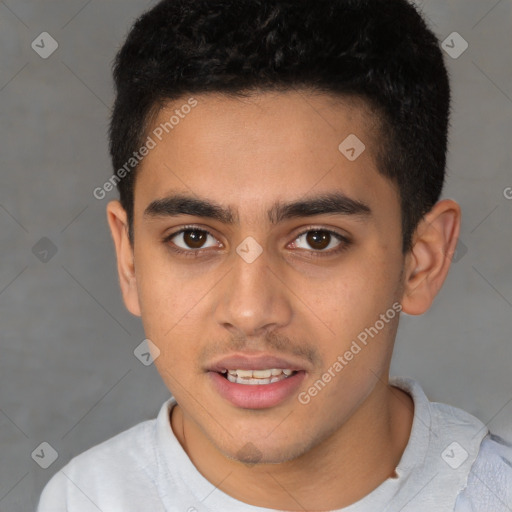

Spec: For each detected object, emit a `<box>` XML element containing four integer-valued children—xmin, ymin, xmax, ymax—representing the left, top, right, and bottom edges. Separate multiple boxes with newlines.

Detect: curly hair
<box><xmin>109</xmin><ymin>0</ymin><xmax>450</xmax><ymax>253</ymax></box>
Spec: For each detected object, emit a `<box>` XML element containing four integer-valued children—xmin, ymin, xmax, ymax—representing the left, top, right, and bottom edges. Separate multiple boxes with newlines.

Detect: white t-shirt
<box><xmin>37</xmin><ymin>377</ymin><xmax>512</xmax><ymax>511</ymax></box>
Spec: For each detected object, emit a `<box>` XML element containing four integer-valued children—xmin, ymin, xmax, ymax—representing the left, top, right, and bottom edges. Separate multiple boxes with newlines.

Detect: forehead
<box><xmin>134</xmin><ymin>90</ymin><xmax>398</xmax><ymax>223</ymax></box>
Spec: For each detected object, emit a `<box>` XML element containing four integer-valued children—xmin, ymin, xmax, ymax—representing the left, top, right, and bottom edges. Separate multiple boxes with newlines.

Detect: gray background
<box><xmin>0</xmin><ymin>1</ymin><xmax>511</xmax><ymax>510</ymax></box>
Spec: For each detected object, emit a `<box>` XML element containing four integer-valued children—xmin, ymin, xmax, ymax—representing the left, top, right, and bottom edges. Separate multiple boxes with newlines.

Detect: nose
<box><xmin>214</xmin><ymin>244</ymin><xmax>293</xmax><ymax>338</ymax></box>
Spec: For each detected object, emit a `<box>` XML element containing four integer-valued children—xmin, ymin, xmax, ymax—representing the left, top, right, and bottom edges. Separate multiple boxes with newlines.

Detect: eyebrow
<box><xmin>143</xmin><ymin>191</ymin><xmax>372</xmax><ymax>225</ymax></box>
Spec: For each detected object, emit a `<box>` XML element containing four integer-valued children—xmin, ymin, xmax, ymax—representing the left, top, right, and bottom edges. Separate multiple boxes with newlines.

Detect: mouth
<box><xmin>206</xmin><ymin>354</ymin><xmax>307</xmax><ymax>409</ymax></box>
<box><xmin>219</xmin><ymin>368</ymin><xmax>298</xmax><ymax>385</ymax></box>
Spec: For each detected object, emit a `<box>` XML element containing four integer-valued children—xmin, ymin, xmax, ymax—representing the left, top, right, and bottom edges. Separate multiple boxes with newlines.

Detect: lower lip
<box><xmin>208</xmin><ymin>371</ymin><xmax>306</xmax><ymax>409</ymax></box>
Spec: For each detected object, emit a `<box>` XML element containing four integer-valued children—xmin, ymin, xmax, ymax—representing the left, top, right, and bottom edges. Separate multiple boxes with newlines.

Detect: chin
<box><xmin>218</xmin><ymin>436</ymin><xmax>313</xmax><ymax>466</ymax></box>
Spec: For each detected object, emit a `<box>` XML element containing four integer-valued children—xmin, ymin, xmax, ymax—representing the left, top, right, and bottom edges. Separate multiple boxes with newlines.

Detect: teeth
<box><xmin>253</xmin><ymin>369</ymin><xmax>272</xmax><ymax>378</ymax></box>
<box><xmin>234</xmin><ymin>369</ymin><xmax>253</xmax><ymax>378</ymax></box>
<box><xmin>223</xmin><ymin>368</ymin><xmax>296</xmax><ymax>385</ymax></box>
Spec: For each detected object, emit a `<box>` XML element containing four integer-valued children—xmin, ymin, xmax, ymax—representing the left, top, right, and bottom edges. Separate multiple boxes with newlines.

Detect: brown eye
<box><xmin>306</xmin><ymin>230</ymin><xmax>332</xmax><ymax>250</ymax></box>
<box><xmin>182</xmin><ymin>230</ymin><xmax>208</xmax><ymax>249</ymax></box>
<box><xmin>167</xmin><ymin>228</ymin><xmax>219</xmax><ymax>252</ymax></box>
<box><xmin>293</xmin><ymin>229</ymin><xmax>345</xmax><ymax>252</ymax></box>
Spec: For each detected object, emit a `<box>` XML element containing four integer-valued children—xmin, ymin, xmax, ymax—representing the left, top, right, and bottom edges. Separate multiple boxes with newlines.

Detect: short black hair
<box><xmin>109</xmin><ymin>0</ymin><xmax>450</xmax><ymax>253</ymax></box>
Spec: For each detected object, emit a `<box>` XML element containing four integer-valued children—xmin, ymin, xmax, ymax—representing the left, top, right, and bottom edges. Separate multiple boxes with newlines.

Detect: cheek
<box><xmin>135</xmin><ymin>248</ymin><xmax>194</xmax><ymax>323</ymax></box>
<box><xmin>134</xmin><ymin>258</ymin><xmax>217</xmax><ymax>374</ymax></box>
<box><xmin>294</xmin><ymin>252</ymin><xmax>399</xmax><ymax>334</ymax></box>
<box><xmin>291</xmin><ymin>251</ymin><xmax>401</xmax><ymax>390</ymax></box>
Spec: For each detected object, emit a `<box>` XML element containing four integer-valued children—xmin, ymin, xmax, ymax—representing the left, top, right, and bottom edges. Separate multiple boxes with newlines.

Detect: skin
<box><xmin>107</xmin><ymin>90</ymin><xmax>461</xmax><ymax>511</ymax></box>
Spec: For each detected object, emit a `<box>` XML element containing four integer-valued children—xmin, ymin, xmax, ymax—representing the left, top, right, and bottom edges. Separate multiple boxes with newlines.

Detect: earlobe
<box><xmin>400</xmin><ymin>199</ymin><xmax>461</xmax><ymax>316</ymax></box>
<box><xmin>106</xmin><ymin>200</ymin><xmax>141</xmax><ymax>317</ymax></box>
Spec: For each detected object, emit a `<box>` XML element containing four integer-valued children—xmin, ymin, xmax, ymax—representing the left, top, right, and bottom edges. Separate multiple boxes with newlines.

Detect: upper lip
<box><xmin>206</xmin><ymin>353</ymin><xmax>308</xmax><ymax>373</ymax></box>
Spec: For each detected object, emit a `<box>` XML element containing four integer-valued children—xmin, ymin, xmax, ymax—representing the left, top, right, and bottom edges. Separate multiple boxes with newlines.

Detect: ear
<box><xmin>106</xmin><ymin>200</ymin><xmax>141</xmax><ymax>317</ymax></box>
<box><xmin>401</xmin><ymin>199</ymin><xmax>461</xmax><ymax>315</ymax></box>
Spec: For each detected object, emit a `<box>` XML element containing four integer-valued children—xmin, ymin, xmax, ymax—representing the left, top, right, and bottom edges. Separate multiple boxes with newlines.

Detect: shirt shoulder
<box><xmin>454</xmin><ymin>433</ymin><xmax>512</xmax><ymax>512</ymax></box>
<box><xmin>37</xmin><ymin>415</ymin><xmax>164</xmax><ymax>512</ymax></box>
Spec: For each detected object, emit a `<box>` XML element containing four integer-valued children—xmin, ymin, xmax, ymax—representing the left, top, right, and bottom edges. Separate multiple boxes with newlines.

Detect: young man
<box><xmin>38</xmin><ymin>0</ymin><xmax>512</xmax><ymax>510</ymax></box>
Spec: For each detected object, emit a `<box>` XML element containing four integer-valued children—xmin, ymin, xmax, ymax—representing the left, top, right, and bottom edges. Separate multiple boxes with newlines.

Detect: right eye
<box><xmin>163</xmin><ymin>226</ymin><xmax>222</xmax><ymax>256</ymax></box>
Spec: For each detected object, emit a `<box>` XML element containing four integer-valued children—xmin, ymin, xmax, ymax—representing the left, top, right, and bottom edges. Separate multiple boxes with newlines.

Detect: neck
<box><xmin>171</xmin><ymin>379</ymin><xmax>414</xmax><ymax>511</ymax></box>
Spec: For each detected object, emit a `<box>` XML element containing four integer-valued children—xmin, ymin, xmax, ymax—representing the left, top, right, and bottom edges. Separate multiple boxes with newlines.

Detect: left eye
<box><xmin>291</xmin><ymin>230</ymin><xmax>344</xmax><ymax>251</ymax></box>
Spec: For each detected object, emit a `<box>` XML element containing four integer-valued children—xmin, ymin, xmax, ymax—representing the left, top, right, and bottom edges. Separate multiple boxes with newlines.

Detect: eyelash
<box><xmin>162</xmin><ymin>224</ymin><xmax>352</xmax><ymax>259</ymax></box>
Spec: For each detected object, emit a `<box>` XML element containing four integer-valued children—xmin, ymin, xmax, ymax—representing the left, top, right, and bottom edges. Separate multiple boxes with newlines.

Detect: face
<box><xmin>117</xmin><ymin>91</ymin><xmax>408</xmax><ymax>464</ymax></box>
